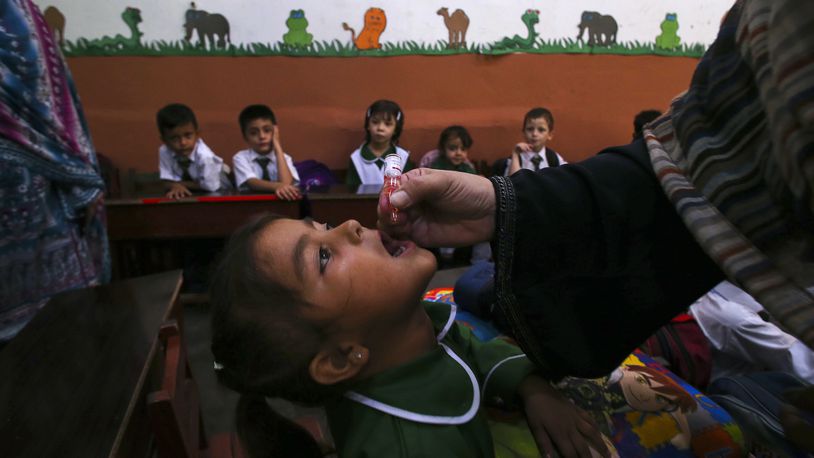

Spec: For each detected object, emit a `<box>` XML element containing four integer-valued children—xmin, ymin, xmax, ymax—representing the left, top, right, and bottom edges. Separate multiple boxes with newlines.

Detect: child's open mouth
<box><xmin>380</xmin><ymin>231</ymin><xmax>411</xmax><ymax>258</ymax></box>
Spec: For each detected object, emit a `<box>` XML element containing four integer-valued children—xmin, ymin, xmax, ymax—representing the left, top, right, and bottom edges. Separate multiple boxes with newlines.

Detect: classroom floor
<box><xmin>184</xmin><ymin>266</ymin><xmax>470</xmax><ymax>445</ymax></box>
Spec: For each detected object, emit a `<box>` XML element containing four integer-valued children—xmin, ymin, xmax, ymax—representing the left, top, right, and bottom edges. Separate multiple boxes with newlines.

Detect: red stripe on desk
<box><xmin>197</xmin><ymin>195</ymin><xmax>282</xmax><ymax>202</ymax></box>
<box><xmin>140</xmin><ymin>195</ymin><xmax>283</xmax><ymax>204</ymax></box>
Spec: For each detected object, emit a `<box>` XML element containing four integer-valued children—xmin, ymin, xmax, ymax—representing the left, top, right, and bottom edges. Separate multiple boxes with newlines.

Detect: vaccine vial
<box><xmin>382</xmin><ymin>154</ymin><xmax>402</xmax><ymax>223</ymax></box>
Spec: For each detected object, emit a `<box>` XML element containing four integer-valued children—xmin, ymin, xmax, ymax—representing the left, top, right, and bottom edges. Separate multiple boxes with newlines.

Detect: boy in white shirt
<box><xmin>157</xmin><ymin>103</ymin><xmax>227</xmax><ymax>199</ymax></box>
<box><xmin>232</xmin><ymin>105</ymin><xmax>300</xmax><ymax>200</ymax></box>
<box><xmin>505</xmin><ymin>107</ymin><xmax>567</xmax><ymax>176</ymax></box>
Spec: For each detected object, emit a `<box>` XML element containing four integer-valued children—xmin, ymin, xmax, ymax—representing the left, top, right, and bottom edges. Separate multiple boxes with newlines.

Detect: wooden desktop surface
<box><xmin>105</xmin><ymin>185</ymin><xmax>380</xmax><ymax>240</ymax></box>
<box><xmin>0</xmin><ymin>270</ymin><xmax>183</xmax><ymax>458</ymax></box>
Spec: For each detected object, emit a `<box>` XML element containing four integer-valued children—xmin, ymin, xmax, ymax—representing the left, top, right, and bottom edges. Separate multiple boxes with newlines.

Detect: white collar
<box><xmin>344</xmin><ymin>342</ymin><xmax>481</xmax><ymax>425</ymax></box>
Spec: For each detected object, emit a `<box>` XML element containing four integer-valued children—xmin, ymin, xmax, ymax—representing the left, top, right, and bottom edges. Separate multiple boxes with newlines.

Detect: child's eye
<box><xmin>324</xmin><ymin>223</ymin><xmax>334</xmax><ymax>230</ymax></box>
<box><xmin>319</xmin><ymin>246</ymin><xmax>331</xmax><ymax>273</ymax></box>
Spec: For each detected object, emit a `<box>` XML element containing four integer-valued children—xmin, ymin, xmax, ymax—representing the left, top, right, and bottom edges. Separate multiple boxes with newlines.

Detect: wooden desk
<box><xmin>106</xmin><ymin>194</ymin><xmax>302</xmax><ymax>240</ymax></box>
<box><xmin>104</xmin><ymin>187</ymin><xmax>380</xmax><ymax>279</ymax></box>
<box><xmin>305</xmin><ymin>185</ymin><xmax>380</xmax><ymax>228</ymax></box>
<box><xmin>106</xmin><ymin>186</ymin><xmax>380</xmax><ymax>240</ymax></box>
<box><xmin>0</xmin><ymin>270</ymin><xmax>182</xmax><ymax>458</ymax></box>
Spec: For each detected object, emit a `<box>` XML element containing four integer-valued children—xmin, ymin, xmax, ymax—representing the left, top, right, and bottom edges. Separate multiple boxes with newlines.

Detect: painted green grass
<box><xmin>63</xmin><ymin>37</ymin><xmax>704</xmax><ymax>58</ymax></box>
<box><xmin>487</xmin><ymin>37</ymin><xmax>706</xmax><ymax>57</ymax></box>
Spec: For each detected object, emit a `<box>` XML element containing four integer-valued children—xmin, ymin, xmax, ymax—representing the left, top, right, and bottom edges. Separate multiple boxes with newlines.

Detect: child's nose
<box><xmin>340</xmin><ymin>219</ymin><xmax>363</xmax><ymax>243</ymax></box>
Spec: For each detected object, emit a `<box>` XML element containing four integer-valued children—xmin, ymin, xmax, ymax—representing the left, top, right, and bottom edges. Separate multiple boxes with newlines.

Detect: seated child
<box><xmin>423</xmin><ymin>125</ymin><xmax>477</xmax><ymax>173</ymax></box>
<box><xmin>209</xmin><ymin>215</ymin><xmax>610</xmax><ymax>458</ymax></box>
<box><xmin>504</xmin><ymin>107</ymin><xmax>567</xmax><ymax>176</ymax></box>
<box><xmin>232</xmin><ymin>105</ymin><xmax>301</xmax><ymax>201</ymax></box>
<box><xmin>345</xmin><ymin>99</ymin><xmax>415</xmax><ymax>188</ymax></box>
<box><xmin>157</xmin><ymin>103</ymin><xmax>228</xmax><ymax>199</ymax></box>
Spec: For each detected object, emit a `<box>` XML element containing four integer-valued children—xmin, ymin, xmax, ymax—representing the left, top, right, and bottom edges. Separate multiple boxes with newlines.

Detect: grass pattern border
<box><xmin>63</xmin><ymin>37</ymin><xmax>706</xmax><ymax>58</ymax></box>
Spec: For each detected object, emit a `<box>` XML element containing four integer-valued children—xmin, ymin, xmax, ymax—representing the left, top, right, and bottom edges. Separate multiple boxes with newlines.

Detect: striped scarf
<box><xmin>646</xmin><ymin>0</ymin><xmax>814</xmax><ymax>345</ymax></box>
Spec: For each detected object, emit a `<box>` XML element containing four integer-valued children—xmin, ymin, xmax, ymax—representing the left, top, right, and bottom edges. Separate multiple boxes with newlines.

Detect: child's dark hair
<box><xmin>437</xmin><ymin>125</ymin><xmax>473</xmax><ymax>153</ymax></box>
<box><xmin>364</xmin><ymin>99</ymin><xmax>404</xmax><ymax>145</ymax></box>
<box><xmin>632</xmin><ymin>109</ymin><xmax>662</xmax><ymax>140</ymax></box>
<box><xmin>239</xmin><ymin>104</ymin><xmax>277</xmax><ymax>136</ymax></box>
<box><xmin>156</xmin><ymin>103</ymin><xmax>198</xmax><ymax>136</ymax></box>
<box><xmin>210</xmin><ymin>213</ymin><xmax>342</xmax><ymax>457</ymax></box>
<box><xmin>523</xmin><ymin>107</ymin><xmax>555</xmax><ymax>131</ymax></box>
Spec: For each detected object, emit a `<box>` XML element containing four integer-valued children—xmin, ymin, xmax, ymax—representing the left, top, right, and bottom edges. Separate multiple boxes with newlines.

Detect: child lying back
<box><xmin>209</xmin><ymin>214</ymin><xmax>610</xmax><ymax>457</ymax></box>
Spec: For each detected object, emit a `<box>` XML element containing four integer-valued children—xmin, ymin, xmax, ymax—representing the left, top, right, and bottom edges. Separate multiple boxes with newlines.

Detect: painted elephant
<box><xmin>577</xmin><ymin>11</ymin><xmax>618</xmax><ymax>46</ymax></box>
<box><xmin>184</xmin><ymin>8</ymin><xmax>231</xmax><ymax>49</ymax></box>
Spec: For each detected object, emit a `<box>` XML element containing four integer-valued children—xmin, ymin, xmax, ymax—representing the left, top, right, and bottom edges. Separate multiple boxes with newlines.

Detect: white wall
<box><xmin>35</xmin><ymin>0</ymin><xmax>735</xmax><ymax>48</ymax></box>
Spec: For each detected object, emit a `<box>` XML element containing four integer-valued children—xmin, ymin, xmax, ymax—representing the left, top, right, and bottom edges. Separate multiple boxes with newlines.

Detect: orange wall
<box><xmin>66</xmin><ymin>54</ymin><xmax>698</xmax><ymax>172</ymax></box>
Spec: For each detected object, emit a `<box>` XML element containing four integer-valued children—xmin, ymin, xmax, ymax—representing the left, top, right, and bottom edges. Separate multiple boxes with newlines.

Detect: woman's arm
<box><xmin>491</xmin><ymin>141</ymin><xmax>724</xmax><ymax>379</ymax></box>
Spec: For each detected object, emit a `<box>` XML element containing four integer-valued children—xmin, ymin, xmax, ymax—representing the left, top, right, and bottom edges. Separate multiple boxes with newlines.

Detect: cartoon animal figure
<box><xmin>437</xmin><ymin>7</ymin><xmax>469</xmax><ymax>49</ymax></box>
<box><xmin>492</xmin><ymin>9</ymin><xmax>539</xmax><ymax>50</ymax></box>
<box><xmin>283</xmin><ymin>9</ymin><xmax>313</xmax><ymax>47</ymax></box>
<box><xmin>655</xmin><ymin>13</ymin><xmax>681</xmax><ymax>49</ymax></box>
<box><xmin>342</xmin><ymin>7</ymin><xmax>387</xmax><ymax>50</ymax></box>
<box><xmin>43</xmin><ymin>6</ymin><xmax>65</xmax><ymax>48</ymax></box>
<box><xmin>577</xmin><ymin>11</ymin><xmax>618</xmax><ymax>46</ymax></box>
<box><xmin>87</xmin><ymin>7</ymin><xmax>143</xmax><ymax>50</ymax></box>
<box><xmin>184</xmin><ymin>2</ymin><xmax>231</xmax><ymax>49</ymax></box>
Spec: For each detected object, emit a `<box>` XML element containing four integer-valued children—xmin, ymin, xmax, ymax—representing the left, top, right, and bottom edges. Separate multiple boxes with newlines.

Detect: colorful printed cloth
<box><xmin>0</xmin><ymin>0</ymin><xmax>109</xmax><ymax>340</ymax></box>
<box><xmin>645</xmin><ymin>0</ymin><xmax>814</xmax><ymax>345</ymax></box>
<box><xmin>424</xmin><ymin>288</ymin><xmax>745</xmax><ymax>457</ymax></box>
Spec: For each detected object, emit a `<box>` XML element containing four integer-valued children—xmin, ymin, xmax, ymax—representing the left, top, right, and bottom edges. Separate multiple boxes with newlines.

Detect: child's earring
<box><xmin>353</xmin><ymin>351</ymin><xmax>363</xmax><ymax>361</ymax></box>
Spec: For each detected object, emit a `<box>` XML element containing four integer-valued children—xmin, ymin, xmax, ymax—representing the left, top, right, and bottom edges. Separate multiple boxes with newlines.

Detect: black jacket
<box><xmin>490</xmin><ymin>139</ymin><xmax>724</xmax><ymax>379</ymax></box>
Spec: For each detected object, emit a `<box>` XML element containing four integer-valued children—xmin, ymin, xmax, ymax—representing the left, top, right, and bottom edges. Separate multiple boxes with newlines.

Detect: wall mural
<box><xmin>35</xmin><ymin>1</ymin><xmax>733</xmax><ymax>58</ymax></box>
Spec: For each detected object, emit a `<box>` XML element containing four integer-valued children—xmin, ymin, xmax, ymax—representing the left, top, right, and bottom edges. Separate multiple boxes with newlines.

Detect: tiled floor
<box><xmin>185</xmin><ymin>266</ymin><xmax>470</xmax><ymax>442</ymax></box>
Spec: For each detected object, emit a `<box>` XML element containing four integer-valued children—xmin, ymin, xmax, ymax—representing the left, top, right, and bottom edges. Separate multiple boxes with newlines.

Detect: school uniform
<box><xmin>503</xmin><ymin>147</ymin><xmax>566</xmax><ymax>176</ymax></box>
<box><xmin>158</xmin><ymin>139</ymin><xmax>225</xmax><ymax>191</ymax></box>
<box><xmin>232</xmin><ymin>148</ymin><xmax>300</xmax><ymax>190</ymax></box>
<box><xmin>326</xmin><ymin>301</ymin><xmax>536</xmax><ymax>457</ymax></box>
<box><xmin>345</xmin><ymin>143</ymin><xmax>413</xmax><ymax>187</ymax></box>
<box><xmin>690</xmin><ymin>281</ymin><xmax>814</xmax><ymax>383</ymax></box>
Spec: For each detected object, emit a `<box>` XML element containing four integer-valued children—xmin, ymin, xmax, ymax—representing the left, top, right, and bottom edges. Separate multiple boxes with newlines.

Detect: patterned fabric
<box><xmin>423</xmin><ymin>288</ymin><xmax>744</xmax><ymax>457</ymax></box>
<box><xmin>0</xmin><ymin>0</ymin><xmax>109</xmax><ymax>340</ymax></box>
<box><xmin>646</xmin><ymin>0</ymin><xmax>814</xmax><ymax>345</ymax></box>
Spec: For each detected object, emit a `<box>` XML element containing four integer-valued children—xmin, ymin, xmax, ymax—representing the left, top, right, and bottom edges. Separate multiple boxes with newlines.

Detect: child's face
<box><xmin>243</xmin><ymin>118</ymin><xmax>275</xmax><ymax>154</ymax></box>
<box><xmin>161</xmin><ymin>122</ymin><xmax>199</xmax><ymax>157</ymax></box>
<box><xmin>367</xmin><ymin>113</ymin><xmax>397</xmax><ymax>146</ymax></box>
<box><xmin>523</xmin><ymin>117</ymin><xmax>553</xmax><ymax>151</ymax></box>
<box><xmin>255</xmin><ymin>218</ymin><xmax>436</xmax><ymax>336</ymax></box>
<box><xmin>443</xmin><ymin>136</ymin><xmax>468</xmax><ymax>166</ymax></box>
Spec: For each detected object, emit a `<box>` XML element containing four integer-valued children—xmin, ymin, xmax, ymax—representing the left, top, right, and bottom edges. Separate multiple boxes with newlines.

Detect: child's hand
<box><xmin>513</xmin><ymin>142</ymin><xmax>532</xmax><ymax>155</ymax></box>
<box><xmin>275</xmin><ymin>184</ymin><xmax>301</xmax><ymax>201</ymax></box>
<box><xmin>166</xmin><ymin>183</ymin><xmax>192</xmax><ymax>199</ymax></box>
<box><xmin>519</xmin><ymin>375</ymin><xmax>610</xmax><ymax>458</ymax></box>
<box><xmin>272</xmin><ymin>125</ymin><xmax>283</xmax><ymax>151</ymax></box>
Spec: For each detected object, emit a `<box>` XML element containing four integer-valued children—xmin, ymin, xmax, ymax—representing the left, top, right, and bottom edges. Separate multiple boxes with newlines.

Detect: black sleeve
<box><xmin>490</xmin><ymin>139</ymin><xmax>724</xmax><ymax>379</ymax></box>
